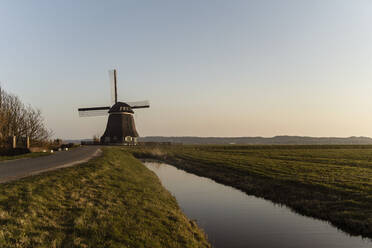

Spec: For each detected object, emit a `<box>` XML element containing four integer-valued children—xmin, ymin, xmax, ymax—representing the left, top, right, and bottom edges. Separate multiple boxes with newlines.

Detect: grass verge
<box><xmin>0</xmin><ymin>147</ymin><xmax>210</xmax><ymax>248</ymax></box>
<box><xmin>0</xmin><ymin>152</ymin><xmax>50</xmax><ymax>162</ymax></box>
<box><xmin>131</xmin><ymin>145</ymin><xmax>372</xmax><ymax>239</ymax></box>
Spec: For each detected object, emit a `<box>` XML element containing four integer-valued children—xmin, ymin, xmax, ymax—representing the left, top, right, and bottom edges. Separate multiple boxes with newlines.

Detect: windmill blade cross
<box><xmin>77</xmin><ymin>69</ymin><xmax>150</xmax><ymax>143</ymax></box>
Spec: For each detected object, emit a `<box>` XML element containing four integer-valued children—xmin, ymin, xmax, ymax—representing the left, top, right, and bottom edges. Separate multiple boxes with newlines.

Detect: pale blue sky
<box><xmin>1</xmin><ymin>0</ymin><xmax>372</xmax><ymax>139</ymax></box>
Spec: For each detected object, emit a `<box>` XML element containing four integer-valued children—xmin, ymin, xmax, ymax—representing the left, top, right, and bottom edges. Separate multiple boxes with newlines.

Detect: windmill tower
<box><xmin>78</xmin><ymin>70</ymin><xmax>149</xmax><ymax>144</ymax></box>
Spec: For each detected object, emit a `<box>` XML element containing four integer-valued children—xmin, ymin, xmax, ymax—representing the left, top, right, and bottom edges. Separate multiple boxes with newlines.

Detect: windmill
<box><xmin>78</xmin><ymin>69</ymin><xmax>149</xmax><ymax>144</ymax></box>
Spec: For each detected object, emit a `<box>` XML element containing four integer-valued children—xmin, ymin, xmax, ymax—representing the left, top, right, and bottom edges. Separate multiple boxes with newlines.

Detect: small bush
<box><xmin>0</xmin><ymin>148</ymin><xmax>30</xmax><ymax>156</ymax></box>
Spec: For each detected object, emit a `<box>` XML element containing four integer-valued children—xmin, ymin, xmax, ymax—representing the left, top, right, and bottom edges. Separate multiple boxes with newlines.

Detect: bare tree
<box><xmin>0</xmin><ymin>87</ymin><xmax>52</xmax><ymax>147</ymax></box>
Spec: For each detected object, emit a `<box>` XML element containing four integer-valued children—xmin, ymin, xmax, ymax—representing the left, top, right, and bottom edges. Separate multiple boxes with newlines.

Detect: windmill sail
<box><xmin>78</xmin><ymin>106</ymin><xmax>110</xmax><ymax>117</ymax></box>
<box><xmin>109</xmin><ymin>69</ymin><xmax>117</xmax><ymax>105</ymax></box>
<box><xmin>127</xmin><ymin>100</ymin><xmax>150</xmax><ymax>109</ymax></box>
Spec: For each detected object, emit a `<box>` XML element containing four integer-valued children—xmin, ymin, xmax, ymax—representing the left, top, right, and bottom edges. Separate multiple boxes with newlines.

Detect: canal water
<box><xmin>144</xmin><ymin>162</ymin><xmax>372</xmax><ymax>248</ymax></box>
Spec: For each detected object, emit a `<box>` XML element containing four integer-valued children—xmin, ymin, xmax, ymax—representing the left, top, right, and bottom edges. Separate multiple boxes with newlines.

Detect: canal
<box><xmin>144</xmin><ymin>162</ymin><xmax>372</xmax><ymax>248</ymax></box>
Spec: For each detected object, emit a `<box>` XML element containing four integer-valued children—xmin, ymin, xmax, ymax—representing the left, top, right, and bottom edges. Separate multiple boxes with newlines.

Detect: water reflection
<box><xmin>144</xmin><ymin>162</ymin><xmax>372</xmax><ymax>248</ymax></box>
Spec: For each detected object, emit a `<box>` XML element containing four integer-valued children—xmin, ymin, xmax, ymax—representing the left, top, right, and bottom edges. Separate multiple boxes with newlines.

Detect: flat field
<box><xmin>132</xmin><ymin>145</ymin><xmax>372</xmax><ymax>239</ymax></box>
<box><xmin>0</xmin><ymin>147</ymin><xmax>210</xmax><ymax>248</ymax></box>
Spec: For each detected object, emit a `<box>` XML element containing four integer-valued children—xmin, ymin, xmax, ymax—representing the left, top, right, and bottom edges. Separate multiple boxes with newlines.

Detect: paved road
<box><xmin>0</xmin><ymin>146</ymin><xmax>101</xmax><ymax>183</ymax></box>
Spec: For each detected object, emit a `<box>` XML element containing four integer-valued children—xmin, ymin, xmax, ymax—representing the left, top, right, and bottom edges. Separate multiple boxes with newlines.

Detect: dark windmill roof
<box><xmin>109</xmin><ymin>102</ymin><xmax>134</xmax><ymax>114</ymax></box>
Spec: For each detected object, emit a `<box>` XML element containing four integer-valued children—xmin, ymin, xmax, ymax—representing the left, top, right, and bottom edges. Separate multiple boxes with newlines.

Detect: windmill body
<box><xmin>78</xmin><ymin>70</ymin><xmax>149</xmax><ymax>144</ymax></box>
<box><xmin>101</xmin><ymin>102</ymin><xmax>138</xmax><ymax>143</ymax></box>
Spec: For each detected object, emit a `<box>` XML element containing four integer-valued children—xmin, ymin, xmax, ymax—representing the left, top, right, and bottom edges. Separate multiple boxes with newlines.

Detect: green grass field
<box><xmin>132</xmin><ymin>145</ymin><xmax>372</xmax><ymax>239</ymax></box>
<box><xmin>0</xmin><ymin>147</ymin><xmax>210</xmax><ymax>248</ymax></box>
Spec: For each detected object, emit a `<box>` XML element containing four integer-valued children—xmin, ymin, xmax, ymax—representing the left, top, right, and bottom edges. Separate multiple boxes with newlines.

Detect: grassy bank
<box><xmin>0</xmin><ymin>147</ymin><xmax>210</xmax><ymax>248</ymax></box>
<box><xmin>131</xmin><ymin>145</ymin><xmax>372</xmax><ymax>239</ymax></box>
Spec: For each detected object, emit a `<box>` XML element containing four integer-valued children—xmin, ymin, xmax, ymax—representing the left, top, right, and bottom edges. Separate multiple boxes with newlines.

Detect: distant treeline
<box><xmin>139</xmin><ymin>136</ymin><xmax>372</xmax><ymax>145</ymax></box>
<box><xmin>0</xmin><ymin>87</ymin><xmax>51</xmax><ymax>148</ymax></box>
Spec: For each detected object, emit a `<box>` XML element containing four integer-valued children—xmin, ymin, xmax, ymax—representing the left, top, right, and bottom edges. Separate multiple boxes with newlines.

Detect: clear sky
<box><xmin>1</xmin><ymin>0</ymin><xmax>372</xmax><ymax>139</ymax></box>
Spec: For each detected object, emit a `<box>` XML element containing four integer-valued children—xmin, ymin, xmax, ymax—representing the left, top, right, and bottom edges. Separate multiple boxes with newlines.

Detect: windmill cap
<box><xmin>109</xmin><ymin>102</ymin><xmax>134</xmax><ymax>114</ymax></box>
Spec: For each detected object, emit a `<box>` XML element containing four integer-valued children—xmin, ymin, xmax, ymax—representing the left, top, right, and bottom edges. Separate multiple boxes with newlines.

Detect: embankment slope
<box><xmin>0</xmin><ymin>147</ymin><xmax>210</xmax><ymax>248</ymax></box>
